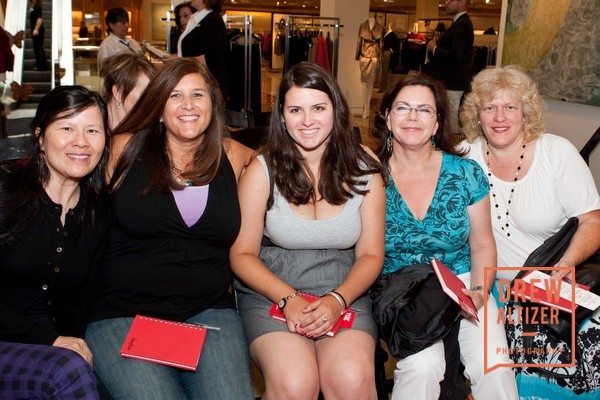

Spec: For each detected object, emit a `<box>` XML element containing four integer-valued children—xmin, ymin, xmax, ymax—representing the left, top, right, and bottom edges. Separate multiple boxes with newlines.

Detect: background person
<box><xmin>97</xmin><ymin>7</ymin><xmax>143</xmax><ymax>67</ymax></box>
<box><xmin>372</xmin><ymin>74</ymin><xmax>517</xmax><ymax>400</ymax></box>
<box><xmin>86</xmin><ymin>58</ymin><xmax>254</xmax><ymax>400</ymax></box>
<box><xmin>100</xmin><ymin>53</ymin><xmax>156</xmax><ymax>131</ymax></box>
<box><xmin>0</xmin><ymin>85</ymin><xmax>110</xmax><ymax>400</ymax></box>
<box><xmin>231</xmin><ymin>61</ymin><xmax>387</xmax><ymax>400</ymax></box>
<box><xmin>171</xmin><ymin>0</ymin><xmax>229</xmax><ymax>103</ymax></box>
<box><xmin>426</xmin><ymin>0</ymin><xmax>473</xmax><ymax>135</ymax></box>
<box><xmin>29</xmin><ymin>0</ymin><xmax>48</xmax><ymax>70</ymax></box>
<box><xmin>170</xmin><ymin>1</ymin><xmax>196</xmax><ymax>55</ymax></box>
<box><xmin>460</xmin><ymin>65</ymin><xmax>600</xmax><ymax>399</ymax></box>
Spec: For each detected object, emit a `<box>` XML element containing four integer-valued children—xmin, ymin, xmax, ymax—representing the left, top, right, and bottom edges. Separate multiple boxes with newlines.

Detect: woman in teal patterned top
<box><xmin>384</xmin><ymin>151</ymin><xmax>488</xmax><ymax>276</ymax></box>
<box><xmin>372</xmin><ymin>74</ymin><xmax>517</xmax><ymax>400</ymax></box>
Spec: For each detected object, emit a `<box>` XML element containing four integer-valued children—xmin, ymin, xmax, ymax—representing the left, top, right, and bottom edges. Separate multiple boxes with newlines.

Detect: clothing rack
<box><xmin>284</xmin><ymin>16</ymin><xmax>342</xmax><ymax>78</ymax></box>
<box><xmin>226</xmin><ymin>15</ymin><xmax>253</xmax><ymax>110</ymax></box>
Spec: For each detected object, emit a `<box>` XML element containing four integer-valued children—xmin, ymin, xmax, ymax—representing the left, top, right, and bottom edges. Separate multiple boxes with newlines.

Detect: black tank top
<box><xmin>90</xmin><ymin>154</ymin><xmax>239</xmax><ymax>322</ymax></box>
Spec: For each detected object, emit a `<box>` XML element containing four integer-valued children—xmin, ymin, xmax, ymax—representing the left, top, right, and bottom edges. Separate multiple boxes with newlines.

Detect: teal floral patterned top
<box><xmin>383</xmin><ymin>152</ymin><xmax>489</xmax><ymax>276</ymax></box>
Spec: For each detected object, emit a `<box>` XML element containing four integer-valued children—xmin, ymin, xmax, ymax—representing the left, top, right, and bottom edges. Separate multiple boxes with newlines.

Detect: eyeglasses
<box><xmin>390</xmin><ymin>103</ymin><xmax>437</xmax><ymax>119</ymax></box>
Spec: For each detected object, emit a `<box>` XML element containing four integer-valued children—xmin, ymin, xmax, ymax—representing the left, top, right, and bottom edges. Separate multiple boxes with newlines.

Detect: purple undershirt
<box><xmin>171</xmin><ymin>185</ymin><xmax>209</xmax><ymax>227</ymax></box>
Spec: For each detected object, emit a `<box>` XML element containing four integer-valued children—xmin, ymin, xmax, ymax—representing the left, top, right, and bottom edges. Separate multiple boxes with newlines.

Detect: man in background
<box><xmin>426</xmin><ymin>0</ymin><xmax>473</xmax><ymax>135</ymax></box>
<box><xmin>98</xmin><ymin>7</ymin><xmax>143</xmax><ymax>67</ymax></box>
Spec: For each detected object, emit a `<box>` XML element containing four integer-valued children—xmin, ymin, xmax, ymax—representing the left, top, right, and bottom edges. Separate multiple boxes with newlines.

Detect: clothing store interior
<box><xmin>0</xmin><ymin>0</ymin><xmax>599</xmax><ymax>399</ymax></box>
<box><xmin>1</xmin><ymin>1</ymin><xmax>598</xmax><ymax>186</ymax></box>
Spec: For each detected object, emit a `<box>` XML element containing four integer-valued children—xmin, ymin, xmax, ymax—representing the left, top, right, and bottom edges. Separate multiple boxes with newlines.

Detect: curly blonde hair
<box><xmin>460</xmin><ymin>65</ymin><xmax>545</xmax><ymax>143</ymax></box>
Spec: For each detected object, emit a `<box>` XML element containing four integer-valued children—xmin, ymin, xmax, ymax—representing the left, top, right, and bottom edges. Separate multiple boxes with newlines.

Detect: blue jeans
<box><xmin>86</xmin><ymin>308</ymin><xmax>254</xmax><ymax>400</ymax></box>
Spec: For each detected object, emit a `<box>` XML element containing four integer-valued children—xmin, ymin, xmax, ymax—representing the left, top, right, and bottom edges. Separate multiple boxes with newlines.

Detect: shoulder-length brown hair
<box><xmin>460</xmin><ymin>65</ymin><xmax>545</xmax><ymax>143</ymax></box>
<box><xmin>372</xmin><ymin>73</ymin><xmax>462</xmax><ymax>166</ymax></box>
<box><xmin>265</xmin><ymin>62</ymin><xmax>386</xmax><ymax>206</ymax></box>
<box><xmin>101</xmin><ymin>53</ymin><xmax>156</xmax><ymax>109</ymax></box>
<box><xmin>109</xmin><ymin>58</ymin><xmax>226</xmax><ymax>193</ymax></box>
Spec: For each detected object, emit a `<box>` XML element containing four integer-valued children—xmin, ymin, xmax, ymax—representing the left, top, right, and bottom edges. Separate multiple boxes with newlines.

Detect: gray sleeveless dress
<box><xmin>234</xmin><ymin>156</ymin><xmax>378</xmax><ymax>343</ymax></box>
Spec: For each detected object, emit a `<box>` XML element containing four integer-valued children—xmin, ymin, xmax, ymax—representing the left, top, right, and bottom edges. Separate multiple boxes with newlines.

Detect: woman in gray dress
<box><xmin>231</xmin><ymin>62</ymin><xmax>386</xmax><ymax>400</ymax></box>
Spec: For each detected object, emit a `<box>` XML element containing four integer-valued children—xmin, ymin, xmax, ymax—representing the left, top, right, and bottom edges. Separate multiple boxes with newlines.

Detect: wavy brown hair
<box><xmin>460</xmin><ymin>65</ymin><xmax>545</xmax><ymax>143</ymax></box>
<box><xmin>109</xmin><ymin>58</ymin><xmax>226</xmax><ymax>193</ymax></box>
<box><xmin>265</xmin><ymin>62</ymin><xmax>386</xmax><ymax>206</ymax></box>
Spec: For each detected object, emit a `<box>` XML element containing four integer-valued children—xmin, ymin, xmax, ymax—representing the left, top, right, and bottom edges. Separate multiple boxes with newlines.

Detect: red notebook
<box><xmin>430</xmin><ymin>258</ymin><xmax>479</xmax><ymax>322</ymax></box>
<box><xmin>120</xmin><ymin>315</ymin><xmax>207</xmax><ymax>371</ymax></box>
<box><xmin>269</xmin><ymin>292</ymin><xmax>355</xmax><ymax>337</ymax></box>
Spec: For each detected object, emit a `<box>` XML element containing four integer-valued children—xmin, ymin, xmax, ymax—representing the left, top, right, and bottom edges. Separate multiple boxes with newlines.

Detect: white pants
<box><xmin>391</xmin><ymin>273</ymin><xmax>518</xmax><ymax>400</ymax></box>
<box><xmin>447</xmin><ymin>90</ymin><xmax>464</xmax><ymax>134</ymax></box>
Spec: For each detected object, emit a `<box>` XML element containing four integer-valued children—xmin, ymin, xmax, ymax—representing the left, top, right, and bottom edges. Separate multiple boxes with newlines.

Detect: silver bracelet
<box><xmin>325</xmin><ymin>292</ymin><xmax>346</xmax><ymax>315</ymax></box>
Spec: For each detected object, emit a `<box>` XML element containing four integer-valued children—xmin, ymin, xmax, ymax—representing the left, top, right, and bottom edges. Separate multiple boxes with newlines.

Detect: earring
<box><xmin>38</xmin><ymin>150</ymin><xmax>45</xmax><ymax>167</ymax></box>
<box><xmin>386</xmin><ymin>131</ymin><xmax>393</xmax><ymax>153</ymax></box>
<box><xmin>431</xmin><ymin>135</ymin><xmax>437</xmax><ymax>150</ymax></box>
<box><xmin>116</xmin><ymin>101</ymin><xmax>122</xmax><ymax>110</ymax></box>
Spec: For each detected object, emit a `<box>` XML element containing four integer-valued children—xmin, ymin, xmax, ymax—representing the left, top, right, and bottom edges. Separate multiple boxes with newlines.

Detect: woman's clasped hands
<box><xmin>283</xmin><ymin>294</ymin><xmax>344</xmax><ymax>338</ymax></box>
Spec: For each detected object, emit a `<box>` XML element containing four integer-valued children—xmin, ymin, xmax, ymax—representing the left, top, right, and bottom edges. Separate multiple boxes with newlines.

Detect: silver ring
<box><xmin>321</xmin><ymin>316</ymin><xmax>328</xmax><ymax>323</ymax></box>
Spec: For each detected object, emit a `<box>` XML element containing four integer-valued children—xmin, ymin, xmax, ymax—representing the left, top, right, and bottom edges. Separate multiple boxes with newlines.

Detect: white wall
<box><xmin>543</xmin><ymin>99</ymin><xmax>600</xmax><ymax>189</ymax></box>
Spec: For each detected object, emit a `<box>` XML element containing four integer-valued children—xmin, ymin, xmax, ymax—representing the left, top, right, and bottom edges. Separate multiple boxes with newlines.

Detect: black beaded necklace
<box><xmin>485</xmin><ymin>141</ymin><xmax>526</xmax><ymax>237</ymax></box>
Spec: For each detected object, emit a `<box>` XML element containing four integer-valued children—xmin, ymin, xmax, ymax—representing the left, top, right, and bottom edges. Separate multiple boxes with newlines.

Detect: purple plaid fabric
<box><xmin>0</xmin><ymin>341</ymin><xmax>99</xmax><ymax>400</ymax></box>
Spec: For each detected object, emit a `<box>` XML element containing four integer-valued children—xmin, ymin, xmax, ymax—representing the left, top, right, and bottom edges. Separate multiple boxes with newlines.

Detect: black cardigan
<box><xmin>0</xmin><ymin>182</ymin><xmax>110</xmax><ymax>345</ymax></box>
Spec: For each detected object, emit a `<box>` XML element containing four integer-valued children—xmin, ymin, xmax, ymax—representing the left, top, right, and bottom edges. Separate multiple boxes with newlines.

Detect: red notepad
<box><xmin>430</xmin><ymin>258</ymin><xmax>479</xmax><ymax>321</ymax></box>
<box><xmin>120</xmin><ymin>315</ymin><xmax>207</xmax><ymax>371</ymax></box>
<box><xmin>269</xmin><ymin>292</ymin><xmax>355</xmax><ymax>337</ymax></box>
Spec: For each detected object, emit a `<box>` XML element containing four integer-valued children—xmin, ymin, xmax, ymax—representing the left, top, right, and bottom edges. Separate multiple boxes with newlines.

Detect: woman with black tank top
<box><xmin>85</xmin><ymin>59</ymin><xmax>255</xmax><ymax>399</ymax></box>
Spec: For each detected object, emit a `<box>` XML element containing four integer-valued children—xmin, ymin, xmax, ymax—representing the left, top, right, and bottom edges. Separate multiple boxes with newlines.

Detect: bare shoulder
<box><xmin>110</xmin><ymin>133</ymin><xmax>133</xmax><ymax>158</ymax></box>
<box><xmin>360</xmin><ymin>144</ymin><xmax>380</xmax><ymax>161</ymax></box>
<box><xmin>107</xmin><ymin>133</ymin><xmax>133</xmax><ymax>178</ymax></box>
<box><xmin>223</xmin><ymin>137</ymin><xmax>257</xmax><ymax>182</ymax></box>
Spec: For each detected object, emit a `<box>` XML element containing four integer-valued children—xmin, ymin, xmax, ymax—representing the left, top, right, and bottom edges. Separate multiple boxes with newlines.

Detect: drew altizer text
<box><xmin>483</xmin><ymin>267</ymin><xmax>577</xmax><ymax>373</ymax></box>
<box><xmin>496</xmin><ymin>278</ymin><xmax>562</xmax><ymax>325</ymax></box>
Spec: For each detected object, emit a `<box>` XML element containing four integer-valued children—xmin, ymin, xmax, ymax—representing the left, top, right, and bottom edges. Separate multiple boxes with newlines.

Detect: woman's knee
<box><xmin>395</xmin><ymin>341</ymin><xmax>445</xmax><ymax>381</ymax></box>
<box><xmin>321</xmin><ymin>356</ymin><xmax>375</xmax><ymax>395</ymax></box>
<box><xmin>0</xmin><ymin>342</ymin><xmax>98</xmax><ymax>399</ymax></box>
<box><xmin>47</xmin><ymin>349</ymin><xmax>98</xmax><ymax>398</ymax></box>
<box><xmin>265</xmin><ymin>369</ymin><xmax>320</xmax><ymax>400</ymax></box>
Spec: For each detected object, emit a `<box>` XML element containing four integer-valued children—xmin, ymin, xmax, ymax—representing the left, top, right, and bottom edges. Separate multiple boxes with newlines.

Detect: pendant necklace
<box><xmin>172</xmin><ymin>165</ymin><xmax>192</xmax><ymax>187</ymax></box>
<box><xmin>485</xmin><ymin>141</ymin><xmax>526</xmax><ymax>237</ymax></box>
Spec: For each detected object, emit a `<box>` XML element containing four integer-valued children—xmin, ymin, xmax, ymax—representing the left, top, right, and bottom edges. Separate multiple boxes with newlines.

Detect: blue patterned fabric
<box><xmin>383</xmin><ymin>152</ymin><xmax>488</xmax><ymax>275</ymax></box>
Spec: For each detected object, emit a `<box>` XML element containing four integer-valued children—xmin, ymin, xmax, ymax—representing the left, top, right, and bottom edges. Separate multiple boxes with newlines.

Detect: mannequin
<box><xmin>355</xmin><ymin>13</ymin><xmax>383</xmax><ymax>118</ymax></box>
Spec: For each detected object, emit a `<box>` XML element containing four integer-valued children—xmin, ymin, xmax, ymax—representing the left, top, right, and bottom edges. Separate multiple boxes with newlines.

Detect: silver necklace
<box><xmin>172</xmin><ymin>165</ymin><xmax>192</xmax><ymax>187</ymax></box>
<box><xmin>485</xmin><ymin>141</ymin><xmax>526</xmax><ymax>237</ymax></box>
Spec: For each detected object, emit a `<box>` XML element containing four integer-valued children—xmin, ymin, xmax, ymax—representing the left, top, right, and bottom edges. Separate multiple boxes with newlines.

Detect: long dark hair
<box><xmin>372</xmin><ymin>74</ymin><xmax>463</xmax><ymax>166</ymax></box>
<box><xmin>109</xmin><ymin>58</ymin><xmax>226</xmax><ymax>193</ymax></box>
<box><xmin>266</xmin><ymin>62</ymin><xmax>386</xmax><ymax>206</ymax></box>
<box><xmin>0</xmin><ymin>85</ymin><xmax>109</xmax><ymax>244</ymax></box>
